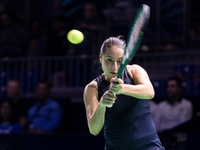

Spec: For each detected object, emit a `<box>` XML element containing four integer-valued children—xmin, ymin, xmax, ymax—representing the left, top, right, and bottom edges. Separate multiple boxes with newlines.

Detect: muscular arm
<box><xmin>83</xmin><ymin>80</ymin><xmax>116</xmax><ymax>136</ymax></box>
<box><xmin>110</xmin><ymin>65</ymin><xmax>155</xmax><ymax>100</ymax></box>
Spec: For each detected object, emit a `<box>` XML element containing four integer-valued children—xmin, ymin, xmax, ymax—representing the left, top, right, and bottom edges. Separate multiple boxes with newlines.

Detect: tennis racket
<box><xmin>117</xmin><ymin>4</ymin><xmax>150</xmax><ymax>78</ymax></box>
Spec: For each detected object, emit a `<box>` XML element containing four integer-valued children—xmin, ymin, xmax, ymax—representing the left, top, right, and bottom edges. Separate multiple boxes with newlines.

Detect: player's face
<box><xmin>100</xmin><ymin>46</ymin><xmax>124</xmax><ymax>81</ymax></box>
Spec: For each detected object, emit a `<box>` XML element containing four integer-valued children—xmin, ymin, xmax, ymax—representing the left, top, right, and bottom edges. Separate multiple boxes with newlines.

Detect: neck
<box><xmin>102</xmin><ymin>73</ymin><xmax>111</xmax><ymax>82</ymax></box>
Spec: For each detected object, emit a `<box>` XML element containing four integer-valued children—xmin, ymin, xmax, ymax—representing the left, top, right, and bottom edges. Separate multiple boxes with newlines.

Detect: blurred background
<box><xmin>0</xmin><ymin>0</ymin><xmax>199</xmax><ymax>149</ymax></box>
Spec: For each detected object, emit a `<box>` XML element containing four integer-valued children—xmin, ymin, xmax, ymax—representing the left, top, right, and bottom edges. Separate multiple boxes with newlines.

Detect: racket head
<box><xmin>117</xmin><ymin>4</ymin><xmax>150</xmax><ymax>78</ymax></box>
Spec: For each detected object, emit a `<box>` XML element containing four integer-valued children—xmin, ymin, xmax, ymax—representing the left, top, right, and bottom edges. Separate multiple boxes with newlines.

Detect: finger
<box><xmin>110</xmin><ymin>85</ymin><xmax>119</xmax><ymax>93</ymax></box>
<box><xmin>104</xmin><ymin>95</ymin><xmax>116</xmax><ymax>102</ymax></box>
<box><xmin>107</xmin><ymin>104</ymin><xmax>113</xmax><ymax>108</ymax></box>
<box><xmin>103</xmin><ymin>98</ymin><xmax>115</xmax><ymax>108</ymax></box>
<box><xmin>104</xmin><ymin>99</ymin><xmax>115</xmax><ymax>105</ymax></box>
<box><xmin>115</xmin><ymin>78</ymin><xmax>124</xmax><ymax>84</ymax></box>
<box><xmin>107</xmin><ymin>90</ymin><xmax>116</xmax><ymax>97</ymax></box>
<box><xmin>110</xmin><ymin>77</ymin><xmax>116</xmax><ymax>83</ymax></box>
<box><xmin>111</xmin><ymin>78</ymin><xmax>120</xmax><ymax>84</ymax></box>
<box><xmin>104</xmin><ymin>92</ymin><xmax>116</xmax><ymax>102</ymax></box>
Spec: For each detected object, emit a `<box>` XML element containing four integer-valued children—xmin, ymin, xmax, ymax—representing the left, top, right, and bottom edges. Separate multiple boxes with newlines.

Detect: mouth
<box><xmin>110</xmin><ymin>72</ymin><xmax>117</xmax><ymax>75</ymax></box>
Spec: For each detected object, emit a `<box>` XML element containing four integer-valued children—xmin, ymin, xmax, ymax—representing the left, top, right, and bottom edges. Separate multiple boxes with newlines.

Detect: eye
<box><xmin>106</xmin><ymin>58</ymin><xmax>112</xmax><ymax>63</ymax></box>
<box><xmin>117</xmin><ymin>59</ymin><xmax>122</xmax><ymax>64</ymax></box>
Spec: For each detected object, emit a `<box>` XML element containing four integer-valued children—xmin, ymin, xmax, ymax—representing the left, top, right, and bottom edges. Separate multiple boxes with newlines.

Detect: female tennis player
<box><xmin>83</xmin><ymin>36</ymin><xmax>164</xmax><ymax>150</ymax></box>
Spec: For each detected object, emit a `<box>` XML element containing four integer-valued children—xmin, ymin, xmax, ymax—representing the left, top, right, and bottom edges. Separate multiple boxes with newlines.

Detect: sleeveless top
<box><xmin>96</xmin><ymin>67</ymin><xmax>164</xmax><ymax>150</ymax></box>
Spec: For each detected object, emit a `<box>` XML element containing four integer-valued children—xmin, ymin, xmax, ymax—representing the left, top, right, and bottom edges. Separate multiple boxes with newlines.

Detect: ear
<box><xmin>99</xmin><ymin>54</ymin><xmax>102</xmax><ymax>64</ymax></box>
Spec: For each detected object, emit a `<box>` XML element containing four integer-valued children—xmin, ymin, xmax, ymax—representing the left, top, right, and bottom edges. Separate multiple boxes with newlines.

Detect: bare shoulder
<box><xmin>84</xmin><ymin>80</ymin><xmax>98</xmax><ymax>91</ymax></box>
<box><xmin>84</xmin><ymin>80</ymin><xmax>98</xmax><ymax>99</ymax></box>
<box><xmin>127</xmin><ymin>64</ymin><xmax>145</xmax><ymax>71</ymax></box>
<box><xmin>127</xmin><ymin>64</ymin><xmax>146</xmax><ymax>77</ymax></box>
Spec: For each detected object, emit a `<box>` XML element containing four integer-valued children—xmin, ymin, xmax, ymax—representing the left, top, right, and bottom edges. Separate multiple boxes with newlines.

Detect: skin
<box><xmin>6</xmin><ymin>80</ymin><xmax>21</xmax><ymax>103</ymax></box>
<box><xmin>167</xmin><ymin>80</ymin><xmax>181</xmax><ymax>104</ymax></box>
<box><xmin>83</xmin><ymin>45</ymin><xmax>155</xmax><ymax>136</ymax></box>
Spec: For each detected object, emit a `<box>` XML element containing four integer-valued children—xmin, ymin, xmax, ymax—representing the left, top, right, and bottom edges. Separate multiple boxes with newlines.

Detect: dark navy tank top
<box><xmin>96</xmin><ymin>67</ymin><xmax>164</xmax><ymax>150</ymax></box>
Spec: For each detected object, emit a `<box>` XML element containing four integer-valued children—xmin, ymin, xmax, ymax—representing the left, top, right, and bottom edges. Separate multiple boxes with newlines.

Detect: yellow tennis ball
<box><xmin>67</xmin><ymin>29</ymin><xmax>84</xmax><ymax>44</ymax></box>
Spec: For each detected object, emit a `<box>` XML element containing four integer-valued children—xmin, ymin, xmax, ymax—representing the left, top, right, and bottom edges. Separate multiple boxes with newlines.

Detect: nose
<box><xmin>112</xmin><ymin>61</ymin><xmax>118</xmax><ymax>71</ymax></box>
